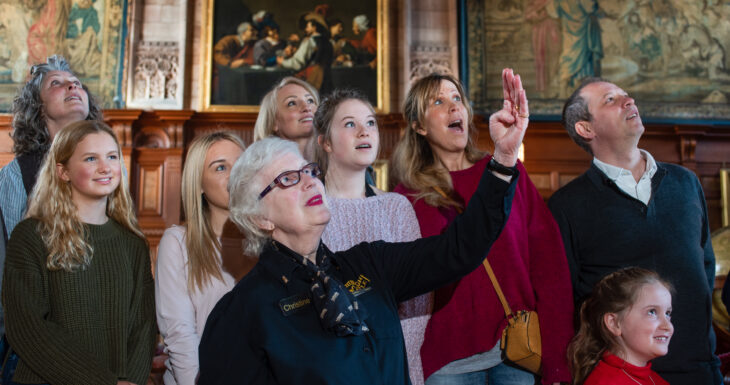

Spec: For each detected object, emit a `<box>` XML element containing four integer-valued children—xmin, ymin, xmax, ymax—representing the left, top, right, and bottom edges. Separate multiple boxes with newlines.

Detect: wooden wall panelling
<box><xmin>377</xmin><ymin>113</ymin><xmax>406</xmax><ymax>160</ymax></box>
<box><xmin>132</xmin><ymin>110</ymin><xmax>192</xmax><ymax>262</ymax></box>
<box><xmin>186</xmin><ymin>112</ymin><xmax>258</xmax><ymax>146</ymax></box>
<box><xmin>104</xmin><ymin>110</ymin><xmax>143</xmax><ymax>184</ymax></box>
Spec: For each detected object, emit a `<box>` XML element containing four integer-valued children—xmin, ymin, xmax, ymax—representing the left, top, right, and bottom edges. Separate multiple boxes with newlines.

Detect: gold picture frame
<box><xmin>722</xmin><ymin>169</ymin><xmax>730</xmax><ymax>227</ymax></box>
<box><xmin>199</xmin><ymin>0</ymin><xmax>390</xmax><ymax>112</ymax></box>
<box><xmin>372</xmin><ymin>159</ymin><xmax>389</xmax><ymax>192</ymax></box>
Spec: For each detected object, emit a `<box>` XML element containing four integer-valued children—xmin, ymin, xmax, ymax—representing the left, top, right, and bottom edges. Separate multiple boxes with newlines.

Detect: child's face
<box><xmin>607</xmin><ymin>282</ymin><xmax>674</xmax><ymax>367</ymax></box>
<box><xmin>58</xmin><ymin>132</ymin><xmax>121</xmax><ymax>209</ymax></box>
<box><xmin>322</xmin><ymin>99</ymin><xmax>379</xmax><ymax>172</ymax></box>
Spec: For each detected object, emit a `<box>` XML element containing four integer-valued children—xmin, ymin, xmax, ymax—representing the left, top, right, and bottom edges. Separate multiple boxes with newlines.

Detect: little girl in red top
<box><xmin>569</xmin><ymin>267</ymin><xmax>674</xmax><ymax>385</ymax></box>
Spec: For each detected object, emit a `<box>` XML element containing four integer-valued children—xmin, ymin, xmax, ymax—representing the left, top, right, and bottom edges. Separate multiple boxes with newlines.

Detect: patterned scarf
<box><xmin>274</xmin><ymin>241</ymin><xmax>369</xmax><ymax>337</ymax></box>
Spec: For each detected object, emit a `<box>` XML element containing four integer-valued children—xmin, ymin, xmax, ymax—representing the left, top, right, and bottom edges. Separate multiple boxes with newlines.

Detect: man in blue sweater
<box><xmin>548</xmin><ymin>78</ymin><xmax>722</xmax><ymax>384</ymax></box>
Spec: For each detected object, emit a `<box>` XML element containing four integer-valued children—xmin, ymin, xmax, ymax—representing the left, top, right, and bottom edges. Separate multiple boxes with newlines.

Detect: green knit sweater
<box><xmin>2</xmin><ymin>218</ymin><xmax>156</xmax><ymax>385</ymax></box>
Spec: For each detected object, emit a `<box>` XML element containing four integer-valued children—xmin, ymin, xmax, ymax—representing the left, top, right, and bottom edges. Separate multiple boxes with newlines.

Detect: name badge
<box><xmin>279</xmin><ymin>293</ymin><xmax>312</xmax><ymax>316</ymax></box>
<box><xmin>345</xmin><ymin>274</ymin><xmax>372</xmax><ymax>297</ymax></box>
<box><xmin>351</xmin><ymin>287</ymin><xmax>372</xmax><ymax>297</ymax></box>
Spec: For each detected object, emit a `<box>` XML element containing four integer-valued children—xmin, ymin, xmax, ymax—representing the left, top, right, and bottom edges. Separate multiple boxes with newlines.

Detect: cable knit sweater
<box><xmin>2</xmin><ymin>218</ymin><xmax>156</xmax><ymax>385</ymax></box>
<box><xmin>321</xmin><ymin>192</ymin><xmax>428</xmax><ymax>385</ymax></box>
<box><xmin>394</xmin><ymin>157</ymin><xmax>573</xmax><ymax>384</ymax></box>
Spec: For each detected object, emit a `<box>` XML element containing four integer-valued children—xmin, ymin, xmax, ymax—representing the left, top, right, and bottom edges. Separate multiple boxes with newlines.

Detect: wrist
<box><xmin>491</xmin><ymin>152</ymin><xmax>517</xmax><ymax>168</ymax></box>
<box><xmin>487</xmin><ymin>156</ymin><xmax>516</xmax><ymax>176</ymax></box>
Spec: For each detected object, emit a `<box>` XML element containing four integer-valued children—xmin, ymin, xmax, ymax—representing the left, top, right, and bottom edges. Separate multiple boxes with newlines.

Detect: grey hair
<box><xmin>238</xmin><ymin>22</ymin><xmax>253</xmax><ymax>35</ymax></box>
<box><xmin>11</xmin><ymin>55</ymin><xmax>103</xmax><ymax>156</ymax></box>
<box><xmin>562</xmin><ymin>77</ymin><xmax>606</xmax><ymax>155</ymax></box>
<box><xmin>253</xmin><ymin>76</ymin><xmax>320</xmax><ymax>141</ymax></box>
<box><xmin>228</xmin><ymin>137</ymin><xmax>301</xmax><ymax>255</ymax></box>
<box><xmin>353</xmin><ymin>15</ymin><xmax>370</xmax><ymax>30</ymax></box>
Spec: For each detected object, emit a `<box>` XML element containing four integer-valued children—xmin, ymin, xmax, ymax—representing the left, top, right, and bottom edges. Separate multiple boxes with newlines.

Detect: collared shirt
<box><xmin>197</xmin><ymin>169</ymin><xmax>518</xmax><ymax>385</ymax></box>
<box><xmin>593</xmin><ymin>149</ymin><xmax>657</xmax><ymax>205</ymax></box>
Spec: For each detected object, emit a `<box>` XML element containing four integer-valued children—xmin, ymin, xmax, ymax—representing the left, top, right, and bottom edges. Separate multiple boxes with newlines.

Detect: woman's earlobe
<box><xmin>56</xmin><ymin>163</ymin><xmax>69</xmax><ymax>182</ymax></box>
<box><xmin>318</xmin><ymin>135</ymin><xmax>332</xmax><ymax>152</ymax></box>
<box><xmin>604</xmin><ymin>312</ymin><xmax>622</xmax><ymax>337</ymax></box>
<box><xmin>413</xmin><ymin>122</ymin><xmax>426</xmax><ymax>136</ymax></box>
<box><xmin>252</xmin><ymin>215</ymin><xmax>275</xmax><ymax>232</ymax></box>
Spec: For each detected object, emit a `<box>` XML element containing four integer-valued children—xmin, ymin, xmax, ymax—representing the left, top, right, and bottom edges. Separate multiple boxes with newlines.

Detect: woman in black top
<box><xmin>198</xmin><ymin>69</ymin><xmax>530</xmax><ymax>385</ymax></box>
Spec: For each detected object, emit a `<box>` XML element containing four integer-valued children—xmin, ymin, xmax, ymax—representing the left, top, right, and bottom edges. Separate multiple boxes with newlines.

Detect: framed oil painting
<box><xmin>200</xmin><ymin>0</ymin><xmax>387</xmax><ymax>112</ymax></box>
<box><xmin>463</xmin><ymin>0</ymin><xmax>730</xmax><ymax>120</ymax></box>
<box><xmin>0</xmin><ymin>0</ymin><xmax>128</xmax><ymax>110</ymax></box>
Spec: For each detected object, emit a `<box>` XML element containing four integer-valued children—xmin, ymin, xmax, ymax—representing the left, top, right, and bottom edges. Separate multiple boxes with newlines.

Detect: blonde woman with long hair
<box><xmin>2</xmin><ymin>120</ymin><xmax>155</xmax><ymax>385</ymax></box>
<box><xmin>155</xmin><ymin>131</ymin><xmax>245</xmax><ymax>385</ymax></box>
<box><xmin>391</xmin><ymin>70</ymin><xmax>573</xmax><ymax>385</ymax></box>
<box><xmin>253</xmin><ymin>76</ymin><xmax>319</xmax><ymax>160</ymax></box>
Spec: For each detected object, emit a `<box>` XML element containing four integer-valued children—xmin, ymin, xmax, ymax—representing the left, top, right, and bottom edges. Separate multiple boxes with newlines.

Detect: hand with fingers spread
<box><xmin>489</xmin><ymin>68</ymin><xmax>529</xmax><ymax>167</ymax></box>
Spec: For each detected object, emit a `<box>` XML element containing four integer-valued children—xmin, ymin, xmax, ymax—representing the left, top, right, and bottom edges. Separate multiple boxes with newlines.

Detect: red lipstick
<box><xmin>306</xmin><ymin>194</ymin><xmax>323</xmax><ymax>206</ymax></box>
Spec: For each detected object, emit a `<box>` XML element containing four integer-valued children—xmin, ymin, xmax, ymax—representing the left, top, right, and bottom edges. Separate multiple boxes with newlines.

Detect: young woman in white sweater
<box><xmin>155</xmin><ymin>132</ymin><xmax>244</xmax><ymax>385</ymax></box>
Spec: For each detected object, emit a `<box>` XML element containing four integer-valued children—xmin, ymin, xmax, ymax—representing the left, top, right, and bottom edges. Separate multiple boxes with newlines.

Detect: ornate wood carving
<box><xmin>104</xmin><ymin>109</ymin><xmax>142</xmax><ymax>147</ymax></box>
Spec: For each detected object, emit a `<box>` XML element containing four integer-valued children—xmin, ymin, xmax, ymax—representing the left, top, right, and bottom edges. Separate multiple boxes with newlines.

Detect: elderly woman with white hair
<box><xmin>198</xmin><ymin>70</ymin><xmax>530</xmax><ymax>385</ymax></box>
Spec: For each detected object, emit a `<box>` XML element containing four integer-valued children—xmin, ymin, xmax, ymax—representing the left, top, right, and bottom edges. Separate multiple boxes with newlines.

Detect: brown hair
<box><xmin>568</xmin><ymin>267</ymin><xmax>673</xmax><ymax>384</ymax></box>
<box><xmin>313</xmin><ymin>88</ymin><xmax>376</xmax><ymax>179</ymax></box>
<box><xmin>390</xmin><ymin>73</ymin><xmax>485</xmax><ymax>209</ymax></box>
<box><xmin>562</xmin><ymin>77</ymin><xmax>607</xmax><ymax>155</ymax></box>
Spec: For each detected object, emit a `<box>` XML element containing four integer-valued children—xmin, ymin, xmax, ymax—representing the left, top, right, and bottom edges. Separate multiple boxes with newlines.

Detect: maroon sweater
<box><xmin>394</xmin><ymin>156</ymin><xmax>573</xmax><ymax>383</ymax></box>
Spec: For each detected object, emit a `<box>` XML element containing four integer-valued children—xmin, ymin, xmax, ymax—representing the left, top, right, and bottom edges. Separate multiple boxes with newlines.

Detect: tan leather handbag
<box><xmin>483</xmin><ymin>258</ymin><xmax>542</xmax><ymax>375</ymax></box>
<box><xmin>431</xmin><ymin>185</ymin><xmax>542</xmax><ymax>374</ymax></box>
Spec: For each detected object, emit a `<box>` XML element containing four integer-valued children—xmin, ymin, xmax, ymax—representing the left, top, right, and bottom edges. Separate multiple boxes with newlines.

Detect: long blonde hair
<box><xmin>390</xmin><ymin>73</ymin><xmax>485</xmax><ymax>209</ymax></box>
<box><xmin>182</xmin><ymin>131</ymin><xmax>245</xmax><ymax>292</ymax></box>
<box><xmin>26</xmin><ymin>120</ymin><xmax>144</xmax><ymax>272</ymax></box>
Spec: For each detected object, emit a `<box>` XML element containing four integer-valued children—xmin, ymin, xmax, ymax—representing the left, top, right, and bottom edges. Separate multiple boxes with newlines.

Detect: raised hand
<box><xmin>489</xmin><ymin>68</ymin><xmax>529</xmax><ymax>167</ymax></box>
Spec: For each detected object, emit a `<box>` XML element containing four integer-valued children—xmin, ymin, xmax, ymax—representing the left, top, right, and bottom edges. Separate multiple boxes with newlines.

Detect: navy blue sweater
<box><xmin>549</xmin><ymin>162</ymin><xmax>721</xmax><ymax>384</ymax></box>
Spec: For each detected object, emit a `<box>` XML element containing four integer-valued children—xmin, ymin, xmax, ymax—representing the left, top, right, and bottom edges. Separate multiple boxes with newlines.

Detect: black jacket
<box><xmin>198</xmin><ymin>168</ymin><xmax>518</xmax><ymax>385</ymax></box>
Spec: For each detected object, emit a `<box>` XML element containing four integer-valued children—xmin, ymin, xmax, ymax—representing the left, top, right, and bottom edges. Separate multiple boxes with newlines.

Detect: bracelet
<box><xmin>487</xmin><ymin>157</ymin><xmax>516</xmax><ymax>176</ymax></box>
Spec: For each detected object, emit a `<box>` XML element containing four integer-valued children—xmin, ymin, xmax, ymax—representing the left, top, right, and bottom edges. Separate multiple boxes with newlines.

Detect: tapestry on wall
<box><xmin>466</xmin><ymin>0</ymin><xmax>730</xmax><ymax>119</ymax></box>
<box><xmin>0</xmin><ymin>0</ymin><xmax>127</xmax><ymax>111</ymax></box>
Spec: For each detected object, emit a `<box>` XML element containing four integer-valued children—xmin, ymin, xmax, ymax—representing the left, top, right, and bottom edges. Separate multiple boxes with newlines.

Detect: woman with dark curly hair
<box><xmin>0</xmin><ymin>54</ymin><xmax>102</xmax><ymax>374</ymax></box>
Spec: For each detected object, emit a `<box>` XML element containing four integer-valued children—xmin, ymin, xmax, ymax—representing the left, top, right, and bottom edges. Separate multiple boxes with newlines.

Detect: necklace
<box><xmin>621</xmin><ymin>368</ymin><xmax>655</xmax><ymax>385</ymax></box>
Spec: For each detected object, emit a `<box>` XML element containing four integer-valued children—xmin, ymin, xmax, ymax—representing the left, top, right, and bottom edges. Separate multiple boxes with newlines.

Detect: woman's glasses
<box><xmin>258</xmin><ymin>163</ymin><xmax>321</xmax><ymax>199</ymax></box>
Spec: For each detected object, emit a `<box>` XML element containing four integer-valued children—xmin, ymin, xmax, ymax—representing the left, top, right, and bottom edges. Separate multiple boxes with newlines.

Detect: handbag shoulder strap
<box><xmin>432</xmin><ymin>185</ymin><xmax>513</xmax><ymax>318</ymax></box>
<box><xmin>482</xmin><ymin>258</ymin><xmax>513</xmax><ymax>318</ymax></box>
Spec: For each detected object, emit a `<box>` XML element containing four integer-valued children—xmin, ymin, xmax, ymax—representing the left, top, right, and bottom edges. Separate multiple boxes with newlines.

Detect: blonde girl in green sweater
<box><xmin>2</xmin><ymin>120</ymin><xmax>156</xmax><ymax>385</ymax></box>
